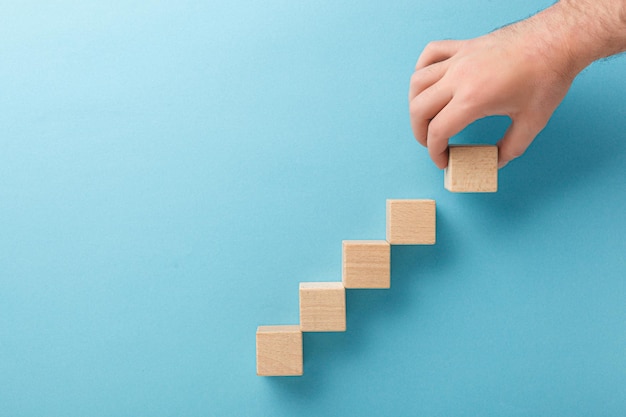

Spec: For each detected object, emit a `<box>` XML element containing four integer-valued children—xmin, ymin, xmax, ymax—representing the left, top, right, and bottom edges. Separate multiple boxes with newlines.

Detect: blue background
<box><xmin>1</xmin><ymin>0</ymin><xmax>625</xmax><ymax>415</ymax></box>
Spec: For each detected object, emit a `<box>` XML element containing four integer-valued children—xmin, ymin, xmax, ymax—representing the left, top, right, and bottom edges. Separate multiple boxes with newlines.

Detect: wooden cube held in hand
<box><xmin>444</xmin><ymin>145</ymin><xmax>498</xmax><ymax>192</ymax></box>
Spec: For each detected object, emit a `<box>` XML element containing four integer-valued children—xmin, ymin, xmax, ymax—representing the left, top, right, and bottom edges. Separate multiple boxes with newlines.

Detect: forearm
<box><xmin>528</xmin><ymin>0</ymin><xmax>626</xmax><ymax>77</ymax></box>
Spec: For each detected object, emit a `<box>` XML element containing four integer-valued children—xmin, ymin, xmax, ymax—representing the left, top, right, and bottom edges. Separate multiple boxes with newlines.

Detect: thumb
<box><xmin>497</xmin><ymin>119</ymin><xmax>542</xmax><ymax>168</ymax></box>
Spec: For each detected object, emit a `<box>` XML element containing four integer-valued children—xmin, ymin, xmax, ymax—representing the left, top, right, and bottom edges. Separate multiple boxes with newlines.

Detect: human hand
<box><xmin>409</xmin><ymin>10</ymin><xmax>579</xmax><ymax>169</ymax></box>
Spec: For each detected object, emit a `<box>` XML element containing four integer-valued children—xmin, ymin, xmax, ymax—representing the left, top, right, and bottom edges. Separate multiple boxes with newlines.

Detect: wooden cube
<box><xmin>444</xmin><ymin>145</ymin><xmax>498</xmax><ymax>192</ymax></box>
<box><xmin>342</xmin><ymin>240</ymin><xmax>390</xmax><ymax>289</ymax></box>
<box><xmin>256</xmin><ymin>325</ymin><xmax>303</xmax><ymax>376</ymax></box>
<box><xmin>386</xmin><ymin>199</ymin><xmax>436</xmax><ymax>245</ymax></box>
<box><xmin>299</xmin><ymin>282</ymin><xmax>346</xmax><ymax>332</ymax></box>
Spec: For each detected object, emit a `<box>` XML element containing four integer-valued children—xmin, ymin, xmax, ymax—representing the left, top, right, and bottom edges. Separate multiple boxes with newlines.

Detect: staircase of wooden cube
<box><xmin>256</xmin><ymin>199</ymin><xmax>436</xmax><ymax>376</ymax></box>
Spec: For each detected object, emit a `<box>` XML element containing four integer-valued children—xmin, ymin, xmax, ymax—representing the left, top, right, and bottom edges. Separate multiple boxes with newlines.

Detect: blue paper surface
<box><xmin>1</xmin><ymin>1</ymin><xmax>625</xmax><ymax>415</ymax></box>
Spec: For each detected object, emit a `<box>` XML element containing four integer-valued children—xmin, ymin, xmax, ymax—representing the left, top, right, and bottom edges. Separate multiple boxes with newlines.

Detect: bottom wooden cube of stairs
<box><xmin>256</xmin><ymin>325</ymin><xmax>303</xmax><ymax>376</ymax></box>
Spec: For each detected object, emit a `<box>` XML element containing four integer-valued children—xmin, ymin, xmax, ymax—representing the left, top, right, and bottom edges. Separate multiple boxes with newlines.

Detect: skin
<box><xmin>409</xmin><ymin>0</ymin><xmax>626</xmax><ymax>169</ymax></box>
